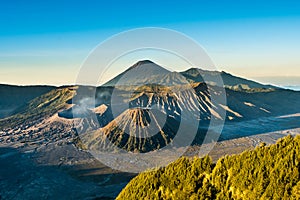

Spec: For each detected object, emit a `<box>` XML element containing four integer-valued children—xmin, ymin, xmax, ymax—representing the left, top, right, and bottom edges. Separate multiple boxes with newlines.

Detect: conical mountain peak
<box><xmin>128</xmin><ymin>60</ymin><xmax>167</xmax><ymax>71</ymax></box>
<box><xmin>103</xmin><ymin>60</ymin><xmax>170</xmax><ymax>86</ymax></box>
<box><xmin>133</xmin><ymin>60</ymin><xmax>154</xmax><ymax>66</ymax></box>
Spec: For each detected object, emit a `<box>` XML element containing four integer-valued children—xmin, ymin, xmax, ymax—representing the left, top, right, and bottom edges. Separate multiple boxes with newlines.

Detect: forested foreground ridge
<box><xmin>117</xmin><ymin>135</ymin><xmax>300</xmax><ymax>199</ymax></box>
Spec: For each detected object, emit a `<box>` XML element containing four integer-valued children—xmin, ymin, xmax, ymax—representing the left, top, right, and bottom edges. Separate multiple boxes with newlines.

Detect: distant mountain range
<box><xmin>282</xmin><ymin>85</ymin><xmax>300</xmax><ymax>91</ymax></box>
<box><xmin>104</xmin><ymin>60</ymin><xmax>277</xmax><ymax>90</ymax></box>
<box><xmin>0</xmin><ymin>60</ymin><xmax>299</xmax><ymax>152</ymax></box>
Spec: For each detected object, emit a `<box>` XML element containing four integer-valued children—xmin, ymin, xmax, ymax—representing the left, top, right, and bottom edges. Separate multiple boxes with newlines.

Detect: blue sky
<box><xmin>0</xmin><ymin>0</ymin><xmax>300</xmax><ymax>85</ymax></box>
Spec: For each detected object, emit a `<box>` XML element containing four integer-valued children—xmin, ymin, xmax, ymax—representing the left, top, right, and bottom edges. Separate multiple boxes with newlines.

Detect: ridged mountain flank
<box><xmin>82</xmin><ymin>107</ymin><xmax>181</xmax><ymax>153</ymax></box>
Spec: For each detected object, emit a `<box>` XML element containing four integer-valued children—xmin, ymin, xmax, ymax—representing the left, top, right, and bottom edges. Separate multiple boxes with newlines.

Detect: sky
<box><xmin>0</xmin><ymin>0</ymin><xmax>300</xmax><ymax>86</ymax></box>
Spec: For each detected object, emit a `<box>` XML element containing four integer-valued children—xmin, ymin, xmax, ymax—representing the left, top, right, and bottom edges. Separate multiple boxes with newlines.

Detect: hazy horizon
<box><xmin>1</xmin><ymin>58</ymin><xmax>299</xmax><ymax>91</ymax></box>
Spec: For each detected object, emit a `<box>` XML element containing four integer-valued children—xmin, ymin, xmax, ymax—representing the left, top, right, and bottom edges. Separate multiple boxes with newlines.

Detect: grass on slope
<box><xmin>117</xmin><ymin>135</ymin><xmax>300</xmax><ymax>200</ymax></box>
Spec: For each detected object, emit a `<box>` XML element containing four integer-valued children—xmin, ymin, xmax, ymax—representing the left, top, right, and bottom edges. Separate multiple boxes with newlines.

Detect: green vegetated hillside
<box><xmin>117</xmin><ymin>135</ymin><xmax>300</xmax><ymax>200</ymax></box>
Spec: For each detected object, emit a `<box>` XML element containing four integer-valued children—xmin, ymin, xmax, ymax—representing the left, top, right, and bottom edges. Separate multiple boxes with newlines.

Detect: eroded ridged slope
<box><xmin>83</xmin><ymin>107</ymin><xmax>180</xmax><ymax>153</ymax></box>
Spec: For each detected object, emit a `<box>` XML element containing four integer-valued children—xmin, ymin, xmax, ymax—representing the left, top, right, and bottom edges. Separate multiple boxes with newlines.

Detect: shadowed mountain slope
<box><xmin>0</xmin><ymin>87</ymin><xmax>76</xmax><ymax>130</ymax></box>
<box><xmin>180</xmin><ymin>68</ymin><xmax>277</xmax><ymax>90</ymax></box>
<box><xmin>103</xmin><ymin>60</ymin><xmax>170</xmax><ymax>86</ymax></box>
<box><xmin>0</xmin><ymin>84</ymin><xmax>55</xmax><ymax>118</ymax></box>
